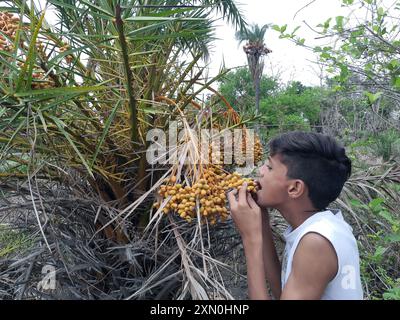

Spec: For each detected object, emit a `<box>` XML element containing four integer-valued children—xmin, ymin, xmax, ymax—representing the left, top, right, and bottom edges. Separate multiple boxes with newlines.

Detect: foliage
<box><xmin>0</xmin><ymin>0</ymin><xmax>252</xmax><ymax>300</ymax></box>
<box><xmin>274</xmin><ymin>0</ymin><xmax>400</xmax><ymax>91</ymax></box>
<box><xmin>262</xmin><ymin>81</ymin><xmax>322</xmax><ymax>125</ymax></box>
<box><xmin>219</xmin><ymin>68</ymin><xmax>328</xmax><ymax>135</ymax></box>
<box><xmin>346</xmin><ymin>129</ymin><xmax>400</xmax><ymax>168</ymax></box>
<box><xmin>272</xmin><ymin>0</ymin><xmax>400</xmax><ymax>138</ymax></box>
<box><xmin>261</xmin><ymin>11</ymin><xmax>400</xmax><ymax>296</ymax></box>
<box><xmin>370</xmin><ymin>129</ymin><xmax>400</xmax><ymax>162</ymax></box>
<box><xmin>348</xmin><ymin>195</ymin><xmax>400</xmax><ymax>299</ymax></box>
<box><xmin>236</xmin><ymin>23</ymin><xmax>270</xmax><ymax>46</ymax></box>
<box><xmin>235</xmin><ymin>23</ymin><xmax>272</xmax><ymax>129</ymax></box>
<box><xmin>1</xmin><ymin>0</ymin><xmax>399</xmax><ymax>301</ymax></box>
<box><xmin>218</xmin><ymin>67</ymin><xmax>278</xmax><ymax>116</ymax></box>
<box><xmin>218</xmin><ymin>70</ymin><xmax>321</xmax><ymax>140</ymax></box>
<box><xmin>0</xmin><ymin>0</ymin><xmax>246</xmax><ymax>214</ymax></box>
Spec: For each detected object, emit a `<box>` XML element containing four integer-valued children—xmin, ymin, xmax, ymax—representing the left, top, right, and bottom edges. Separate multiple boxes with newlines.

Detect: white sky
<box><xmin>208</xmin><ymin>0</ymin><xmax>350</xmax><ymax>86</ymax></box>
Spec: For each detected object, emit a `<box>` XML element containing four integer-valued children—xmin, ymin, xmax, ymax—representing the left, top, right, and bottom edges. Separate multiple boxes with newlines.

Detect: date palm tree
<box><xmin>0</xmin><ymin>0</ymin><xmax>246</xmax><ymax>209</ymax></box>
<box><xmin>0</xmin><ymin>0</ymin><xmax>251</xmax><ymax>299</ymax></box>
<box><xmin>235</xmin><ymin>23</ymin><xmax>272</xmax><ymax>131</ymax></box>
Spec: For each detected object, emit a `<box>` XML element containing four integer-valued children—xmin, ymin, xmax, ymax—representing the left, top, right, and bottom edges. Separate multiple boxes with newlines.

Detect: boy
<box><xmin>227</xmin><ymin>131</ymin><xmax>363</xmax><ymax>300</ymax></box>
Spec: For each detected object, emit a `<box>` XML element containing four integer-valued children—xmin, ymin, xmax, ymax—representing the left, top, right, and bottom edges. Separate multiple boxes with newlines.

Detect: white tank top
<box><xmin>281</xmin><ymin>209</ymin><xmax>363</xmax><ymax>300</ymax></box>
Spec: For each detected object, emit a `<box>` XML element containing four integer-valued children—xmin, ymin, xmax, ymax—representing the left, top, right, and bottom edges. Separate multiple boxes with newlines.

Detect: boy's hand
<box><xmin>227</xmin><ymin>182</ymin><xmax>263</xmax><ymax>243</ymax></box>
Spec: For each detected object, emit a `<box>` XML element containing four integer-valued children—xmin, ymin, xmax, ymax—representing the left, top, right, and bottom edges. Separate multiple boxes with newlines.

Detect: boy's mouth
<box><xmin>255</xmin><ymin>180</ymin><xmax>262</xmax><ymax>191</ymax></box>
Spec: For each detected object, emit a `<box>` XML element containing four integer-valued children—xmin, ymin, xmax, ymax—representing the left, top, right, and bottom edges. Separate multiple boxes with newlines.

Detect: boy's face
<box><xmin>255</xmin><ymin>154</ymin><xmax>291</xmax><ymax>209</ymax></box>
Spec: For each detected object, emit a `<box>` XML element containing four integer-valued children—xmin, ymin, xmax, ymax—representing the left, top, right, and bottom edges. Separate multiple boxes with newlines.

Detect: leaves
<box><xmin>90</xmin><ymin>100</ymin><xmax>122</xmax><ymax>168</ymax></box>
<box><xmin>15</xmin><ymin>85</ymin><xmax>109</xmax><ymax>99</ymax></box>
<box><xmin>368</xmin><ymin>197</ymin><xmax>385</xmax><ymax>212</ymax></box>
<box><xmin>384</xmin><ymin>233</ymin><xmax>400</xmax><ymax>243</ymax></box>
<box><xmin>48</xmin><ymin>115</ymin><xmax>95</xmax><ymax>179</ymax></box>
<box><xmin>392</xmin><ymin>76</ymin><xmax>400</xmax><ymax>89</ymax></box>
<box><xmin>15</xmin><ymin>9</ymin><xmax>46</xmax><ymax>92</ymax></box>
<box><xmin>0</xmin><ymin>2</ymin><xmax>254</xmax><ymax>302</ymax></box>
<box><xmin>335</xmin><ymin>16</ymin><xmax>345</xmax><ymax>32</ymax></box>
<box><xmin>383</xmin><ymin>287</ymin><xmax>400</xmax><ymax>300</ymax></box>
<box><xmin>364</xmin><ymin>91</ymin><xmax>382</xmax><ymax>104</ymax></box>
<box><xmin>372</xmin><ymin>245</ymin><xmax>386</xmax><ymax>262</ymax></box>
<box><xmin>287</xmin><ymin>0</ymin><xmax>400</xmax><ymax>121</ymax></box>
<box><xmin>124</xmin><ymin>16</ymin><xmax>205</xmax><ymax>22</ymax></box>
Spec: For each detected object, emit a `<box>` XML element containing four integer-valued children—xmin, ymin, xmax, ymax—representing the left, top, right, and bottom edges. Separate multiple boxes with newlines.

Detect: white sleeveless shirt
<box><xmin>281</xmin><ymin>209</ymin><xmax>363</xmax><ymax>300</ymax></box>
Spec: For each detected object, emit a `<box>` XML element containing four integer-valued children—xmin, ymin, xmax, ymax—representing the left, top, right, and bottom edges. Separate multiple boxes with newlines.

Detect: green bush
<box><xmin>370</xmin><ymin>130</ymin><xmax>400</xmax><ymax>162</ymax></box>
<box><xmin>280</xmin><ymin>114</ymin><xmax>310</xmax><ymax>131</ymax></box>
<box><xmin>350</xmin><ymin>197</ymin><xmax>400</xmax><ymax>299</ymax></box>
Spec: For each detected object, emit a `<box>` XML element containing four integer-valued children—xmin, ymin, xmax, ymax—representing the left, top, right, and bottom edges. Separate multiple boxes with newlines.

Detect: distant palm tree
<box><xmin>236</xmin><ymin>24</ymin><xmax>272</xmax><ymax>131</ymax></box>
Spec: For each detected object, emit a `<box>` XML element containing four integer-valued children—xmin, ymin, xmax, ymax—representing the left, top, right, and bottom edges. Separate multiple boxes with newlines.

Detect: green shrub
<box><xmin>350</xmin><ymin>197</ymin><xmax>400</xmax><ymax>299</ymax></box>
<box><xmin>370</xmin><ymin>129</ymin><xmax>400</xmax><ymax>162</ymax></box>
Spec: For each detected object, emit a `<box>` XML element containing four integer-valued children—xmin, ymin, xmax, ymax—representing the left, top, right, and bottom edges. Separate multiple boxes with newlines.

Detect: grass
<box><xmin>0</xmin><ymin>225</ymin><xmax>34</xmax><ymax>258</ymax></box>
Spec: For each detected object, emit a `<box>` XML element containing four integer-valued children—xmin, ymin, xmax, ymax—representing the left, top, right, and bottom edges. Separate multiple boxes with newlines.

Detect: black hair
<box><xmin>268</xmin><ymin>131</ymin><xmax>352</xmax><ymax>211</ymax></box>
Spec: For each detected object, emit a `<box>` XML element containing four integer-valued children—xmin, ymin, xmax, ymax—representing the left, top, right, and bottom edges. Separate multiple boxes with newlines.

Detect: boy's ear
<box><xmin>287</xmin><ymin>179</ymin><xmax>306</xmax><ymax>199</ymax></box>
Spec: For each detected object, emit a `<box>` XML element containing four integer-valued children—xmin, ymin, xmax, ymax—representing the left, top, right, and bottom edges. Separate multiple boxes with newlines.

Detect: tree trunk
<box><xmin>255</xmin><ymin>76</ymin><xmax>260</xmax><ymax>134</ymax></box>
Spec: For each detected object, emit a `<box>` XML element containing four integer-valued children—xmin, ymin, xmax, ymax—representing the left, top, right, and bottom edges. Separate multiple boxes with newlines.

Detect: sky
<box><xmin>35</xmin><ymin>0</ymin><xmax>351</xmax><ymax>86</ymax></box>
<box><xmin>208</xmin><ymin>0</ymin><xmax>349</xmax><ymax>86</ymax></box>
